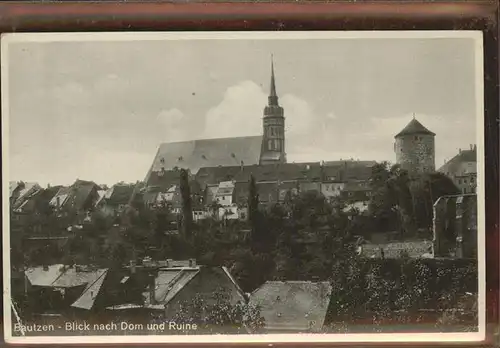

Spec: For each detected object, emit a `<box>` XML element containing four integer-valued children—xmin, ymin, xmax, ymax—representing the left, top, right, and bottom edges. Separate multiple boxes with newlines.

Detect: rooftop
<box><xmin>249</xmin><ymin>281</ymin><xmax>332</xmax><ymax>332</ymax></box>
<box><xmin>395</xmin><ymin>118</ymin><xmax>436</xmax><ymax>138</ymax></box>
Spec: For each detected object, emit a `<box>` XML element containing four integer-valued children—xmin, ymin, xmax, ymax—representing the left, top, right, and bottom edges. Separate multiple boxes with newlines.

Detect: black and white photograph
<box><xmin>2</xmin><ymin>31</ymin><xmax>485</xmax><ymax>344</ymax></box>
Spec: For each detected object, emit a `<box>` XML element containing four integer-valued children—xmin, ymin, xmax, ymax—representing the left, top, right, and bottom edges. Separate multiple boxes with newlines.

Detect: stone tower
<box><xmin>394</xmin><ymin>115</ymin><xmax>436</xmax><ymax>174</ymax></box>
<box><xmin>260</xmin><ymin>56</ymin><xmax>286</xmax><ymax>165</ymax></box>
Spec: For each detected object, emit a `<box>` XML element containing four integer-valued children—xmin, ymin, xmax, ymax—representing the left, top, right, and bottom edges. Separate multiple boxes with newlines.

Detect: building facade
<box><xmin>438</xmin><ymin>145</ymin><xmax>477</xmax><ymax>194</ymax></box>
<box><xmin>394</xmin><ymin>117</ymin><xmax>436</xmax><ymax>174</ymax></box>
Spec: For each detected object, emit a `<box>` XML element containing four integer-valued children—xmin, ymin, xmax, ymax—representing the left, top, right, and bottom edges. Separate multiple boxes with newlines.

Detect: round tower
<box><xmin>394</xmin><ymin>116</ymin><xmax>436</xmax><ymax>174</ymax></box>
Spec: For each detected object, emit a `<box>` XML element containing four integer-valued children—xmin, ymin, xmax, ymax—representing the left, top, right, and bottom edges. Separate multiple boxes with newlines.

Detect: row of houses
<box><xmin>10</xmin><ymin>160</ymin><xmax>375</xmax><ymax>226</ymax></box>
<box><xmin>13</xmin><ymin>260</ymin><xmax>333</xmax><ymax>335</ymax></box>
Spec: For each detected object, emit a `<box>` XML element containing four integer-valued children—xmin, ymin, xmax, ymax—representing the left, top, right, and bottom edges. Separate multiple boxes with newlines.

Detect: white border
<box><xmin>2</xmin><ymin>30</ymin><xmax>486</xmax><ymax>344</ymax></box>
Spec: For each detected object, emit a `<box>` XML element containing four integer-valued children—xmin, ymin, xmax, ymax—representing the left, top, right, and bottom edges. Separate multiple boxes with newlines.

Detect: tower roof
<box><xmin>270</xmin><ymin>55</ymin><xmax>277</xmax><ymax>98</ymax></box>
<box><xmin>395</xmin><ymin>118</ymin><xmax>435</xmax><ymax>138</ymax></box>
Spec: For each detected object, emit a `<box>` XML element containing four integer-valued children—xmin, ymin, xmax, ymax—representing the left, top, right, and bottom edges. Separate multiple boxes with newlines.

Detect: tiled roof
<box><xmin>145</xmin><ymin>136</ymin><xmax>263</xmax><ymax>182</ymax></box>
<box><xmin>196</xmin><ymin>163</ymin><xmax>323</xmax><ymax>188</ymax></box>
<box><xmin>25</xmin><ymin>264</ymin><xmax>65</xmax><ymax>287</ymax></box>
<box><xmin>53</xmin><ymin>180</ymin><xmax>99</xmax><ymax>211</ymax></box>
<box><xmin>395</xmin><ymin>118</ymin><xmax>436</xmax><ymax>138</ymax></box>
<box><xmin>71</xmin><ymin>269</ymin><xmax>109</xmax><ymax>310</ymax></box>
<box><xmin>146</xmin><ymin>169</ymin><xmax>182</xmax><ymax>189</ymax></box>
<box><xmin>11</xmin><ymin>182</ymin><xmax>42</xmax><ymax>209</ymax></box>
<box><xmin>102</xmin><ymin>184</ymin><xmax>136</xmax><ymax>206</ymax></box>
<box><xmin>25</xmin><ymin>265</ymin><xmax>107</xmax><ymax>291</ymax></box>
<box><xmin>144</xmin><ymin>266</ymin><xmax>246</xmax><ymax>306</ymax></box>
<box><xmin>438</xmin><ymin>148</ymin><xmax>477</xmax><ymax>174</ymax></box>
<box><xmin>358</xmin><ymin>240</ymin><xmax>434</xmax><ymax>259</ymax></box>
<box><xmin>249</xmin><ymin>281</ymin><xmax>332</xmax><ymax>332</ymax></box>
<box><xmin>52</xmin><ymin>267</ymin><xmax>107</xmax><ymax>288</ymax></box>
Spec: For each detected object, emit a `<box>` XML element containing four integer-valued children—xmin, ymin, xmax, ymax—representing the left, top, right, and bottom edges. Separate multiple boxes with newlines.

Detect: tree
<box><xmin>248</xmin><ymin>175</ymin><xmax>259</xmax><ymax>228</ymax></box>
<box><xmin>180</xmin><ymin>169</ymin><xmax>193</xmax><ymax>239</ymax></box>
<box><xmin>170</xmin><ymin>288</ymin><xmax>265</xmax><ymax>334</ymax></box>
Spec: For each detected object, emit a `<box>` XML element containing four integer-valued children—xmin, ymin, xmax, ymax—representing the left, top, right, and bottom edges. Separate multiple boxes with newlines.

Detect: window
<box><xmin>268</xmin><ymin>140</ymin><xmax>273</xmax><ymax>150</ymax></box>
<box><xmin>271</xmin><ymin>128</ymin><xmax>275</xmax><ymax>136</ymax></box>
<box><xmin>274</xmin><ymin>139</ymin><xmax>280</xmax><ymax>151</ymax></box>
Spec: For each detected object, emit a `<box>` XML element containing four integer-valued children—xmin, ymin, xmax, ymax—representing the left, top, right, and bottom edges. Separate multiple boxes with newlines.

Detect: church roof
<box><xmin>395</xmin><ymin>118</ymin><xmax>435</xmax><ymax>138</ymax></box>
<box><xmin>145</xmin><ymin>136</ymin><xmax>263</xmax><ymax>183</ymax></box>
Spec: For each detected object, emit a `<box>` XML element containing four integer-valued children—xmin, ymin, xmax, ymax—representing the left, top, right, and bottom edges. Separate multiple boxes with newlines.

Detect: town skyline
<box><xmin>5</xmin><ymin>34</ymin><xmax>479</xmax><ymax>186</ymax></box>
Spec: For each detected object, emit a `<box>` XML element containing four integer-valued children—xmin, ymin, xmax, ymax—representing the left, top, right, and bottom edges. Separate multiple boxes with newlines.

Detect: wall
<box><xmin>320</xmin><ymin>182</ymin><xmax>345</xmax><ymax>199</ymax></box>
<box><xmin>433</xmin><ymin>194</ymin><xmax>477</xmax><ymax>258</ymax></box>
<box><xmin>395</xmin><ymin>134</ymin><xmax>435</xmax><ymax>173</ymax></box>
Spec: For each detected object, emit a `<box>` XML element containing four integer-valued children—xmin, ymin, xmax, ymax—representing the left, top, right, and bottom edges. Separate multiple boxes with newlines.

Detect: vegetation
<box><xmin>171</xmin><ymin>288</ymin><xmax>265</xmax><ymax>334</ymax></box>
<box><xmin>10</xmin><ymin>161</ymin><xmax>475</xmax><ymax>330</ymax></box>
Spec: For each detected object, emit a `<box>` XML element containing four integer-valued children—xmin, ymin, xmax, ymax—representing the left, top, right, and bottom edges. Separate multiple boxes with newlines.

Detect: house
<box><xmin>101</xmin><ymin>261</ymin><xmax>247</xmax><ymax>329</ymax></box>
<box><xmin>341</xmin><ymin>180</ymin><xmax>371</xmax><ymax>203</ymax></box>
<box><xmin>95</xmin><ymin>184</ymin><xmax>136</xmax><ymax>217</ymax></box>
<box><xmin>320</xmin><ymin>181</ymin><xmax>345</xmax><ymax>200</ymax></box>
<box><xmin>21</xmin><ymin>265</ymin><xmax>108</xmax><ymax>316</ymax></box>
<box><xmin>10</xmin><ymin>182</ymin><xmax>42</xmax><ymax>210</ymax></box>
<box><xmin>438</xmin><ymin>145</ymin><xmax>477</xmax><ymax>194</ymax></box>
<box><xmin>249</xmin><ymin>281</ymin><xmax>332</xmax><ymax>333</ymax></box>
<box><xmin>49</xmin><ymin>180</ymin><xmax>101</xmax><ymax>218</ymax></box>
<box><xmin>215</xmin><ymin>181</ymin><xmax>235</xmax><ymax>207</ymax></box>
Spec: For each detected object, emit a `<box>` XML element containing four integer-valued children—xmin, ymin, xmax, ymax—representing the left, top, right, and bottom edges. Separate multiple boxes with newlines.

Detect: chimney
<box><xmin>130</xmin><ymin>260</ymin><xmax>136</xmax><ymax>274</ymax></box>
<box><xmin>148</xmin><ymin>273</ymin><xmax>156</xmax><ymax>305</ymax></box>
<box><xmin>473</xmin><ymin>144</ymin><xmax>477</xmax><ymax>151</ymax></box>
<box><xmin>459</xmin><ymin>148</ymin><xmax>462</xmax><ymax>154</ymax></box>
<box><xmin>166</xmin><ymin>259</ymin><xmax>173</xmax><ymax>268</ymax></box>
<box><xmin>189</xmin><ymin>259</ymin><xmax>197</xmax><ymax>267</ymax></box>
<box><xmin>43</xmin><ymin>265</ymin><xmax>49</xmax><ymax>271</ymax></box>
<box><xmin>240</xmin><ymin>160</ymin><xmax>244</xmax><ymax>171</ymax></box>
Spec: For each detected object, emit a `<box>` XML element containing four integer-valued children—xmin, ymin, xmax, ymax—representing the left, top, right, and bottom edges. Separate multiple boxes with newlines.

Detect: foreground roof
<box><xmin>143</xmin><ymin>266</ymin><xmax>246</xmax><ymax>306</ymax></box>
<box><xmin>249</xmin><ymin>281</ymin><xmax>332</xmax><ymax>332</ymax></box>
<box><xmin>145</xmin><ymin>136</ymin><xmax>263</xmax><ymax>182</ymax></box>
<box><xmin>395</xmin><ymin>118</ymin><xmax>436</xmax><ymax>138</ymax></box>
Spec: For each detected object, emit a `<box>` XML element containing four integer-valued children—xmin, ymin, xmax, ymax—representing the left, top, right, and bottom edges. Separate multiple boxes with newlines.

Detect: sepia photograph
<box><xmin>2</xmin><ymin>31</ymin><xmax>485</xmax><ymax>344</ymax></box>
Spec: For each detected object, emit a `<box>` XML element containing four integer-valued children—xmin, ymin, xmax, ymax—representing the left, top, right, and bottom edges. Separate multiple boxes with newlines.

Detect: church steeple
<box><xmin>268</xmin><ymin>55</ymin><xmax>279</xmax><ymax>106</ymax></box>
<box><xmin>260</xmin><ymin>55</ymin><xmax>286</xmax><ymax>165</ymax></box>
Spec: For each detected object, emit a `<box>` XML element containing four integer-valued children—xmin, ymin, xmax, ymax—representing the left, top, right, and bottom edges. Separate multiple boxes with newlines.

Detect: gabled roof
<box><xmin>249</xmin><ymin>281</ymin><xmax>332</xmax><ymax>332</ymax></box>
<box><xmin>136</xmin><ymin>266</ymin><xmax>246</xmax><ymax>307</ymax></box>
<box><xmin>101</xmin><ymin>184</ymin><xmax>136</xmax><ymax>206</ymax></box>
<box><xmin>145</xmin><ymin>136</ymin><xmax>263</xmax><ymax>182</ymax></box>
<box><xmin>395</xmin><ymin>118</ymin><xmax>436</xmax><ymax>138</ymax></box>
<box><xmin>71</xmin><ymin>269</ymin><xmax>109</xmax><ymax>310</ymax></box>
<box><xmin>25</xmin><ymin>265</ymin><xmax>107</xmax><ymax>290</ymax></box>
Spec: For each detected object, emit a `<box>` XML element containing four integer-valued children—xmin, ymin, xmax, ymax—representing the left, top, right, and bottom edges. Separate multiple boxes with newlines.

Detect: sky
<box><xmin>5</xmin><ymin>33</ymin><xmax>480</xmax><ymax>187</ymax></box>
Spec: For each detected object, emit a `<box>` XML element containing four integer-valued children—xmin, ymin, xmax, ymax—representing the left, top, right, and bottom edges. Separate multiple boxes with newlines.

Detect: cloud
<box><xmin>203</xmin><ymin>80</ymin><xmax>266</xmax><ymax>139</ymax></box>
<box><xmin>202</xmin><ymin>80</ymin><xmax>341</xmax><ymax>159</ymax></box>
<box><xmin>155</xmin><ymin>108</ymin><xmax>191</xmax><ymax>143</ymax></box>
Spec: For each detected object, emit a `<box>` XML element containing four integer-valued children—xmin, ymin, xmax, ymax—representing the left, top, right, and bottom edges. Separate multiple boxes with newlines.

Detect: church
<box><xmin>144</xmin><ymin>58</ymin><xmax>437</xmax><ymax>198</ymax></box>
<box><xmin>144</xmin><ymin>57</ymin><xmax>288</xmax><ymax>184</ymax></box>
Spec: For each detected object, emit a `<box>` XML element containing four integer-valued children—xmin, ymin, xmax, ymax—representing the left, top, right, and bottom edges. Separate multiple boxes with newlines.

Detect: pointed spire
<box><xmin>268</xmin><ymin>54</ymin><xmax>279</xmax><ymax>106</ymax></box>
<box><xmin>270</xmin><ymin>54</ymin><xmax>277</xmax><ymax>97</ymax></box>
